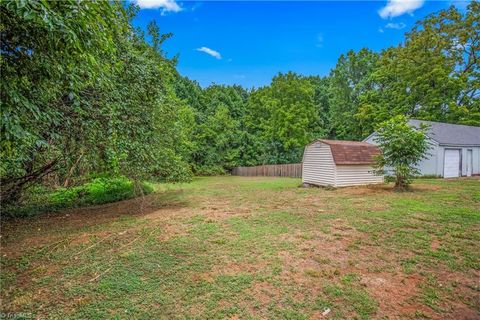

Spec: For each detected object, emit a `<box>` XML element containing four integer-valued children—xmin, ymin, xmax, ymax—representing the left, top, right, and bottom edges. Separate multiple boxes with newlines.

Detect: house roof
<box><xmin>409</xmin><ymin>119</ymin><xmax>480</xmax><ymax>146</ymax></box>
<box><xmin>319</xmin><ymin>139</ymin><xmax>380</xmax><ymax>165</ymax></box>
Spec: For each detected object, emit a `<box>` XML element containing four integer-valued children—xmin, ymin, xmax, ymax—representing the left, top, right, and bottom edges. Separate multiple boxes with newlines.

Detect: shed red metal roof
<box><xmin>319</xmin><ymin>139</ymin><xmax>380</xmax><ymax>165</ymax></box>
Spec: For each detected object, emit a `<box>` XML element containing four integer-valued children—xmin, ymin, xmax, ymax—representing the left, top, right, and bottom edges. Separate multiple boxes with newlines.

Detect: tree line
<box><xmin>1</xmin><ymin>1</ymin><xmax>478</xmax><ymax>206</ymax></box>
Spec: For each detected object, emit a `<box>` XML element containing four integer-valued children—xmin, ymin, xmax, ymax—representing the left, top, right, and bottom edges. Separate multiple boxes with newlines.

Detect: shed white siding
<box><xmin>302</xmin><ymin>142</ymin><xmax>336</xmax><ymax>186</ymax></box>
<box><xmin>302</xmin><ymin>141</ymin><xmax>383</xmax><ymax>187</ymax></box>
<box><xmin>335</xmin><ymin>165</ymin><xmax>384</xmax><ymax>187</ymax></box>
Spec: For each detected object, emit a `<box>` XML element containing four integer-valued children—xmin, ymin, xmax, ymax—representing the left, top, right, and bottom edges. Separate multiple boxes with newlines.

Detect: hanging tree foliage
<box><xmin>0</xmin><ymin>1</ymin><xmax>193</xmax><ymax>205</ymax></box>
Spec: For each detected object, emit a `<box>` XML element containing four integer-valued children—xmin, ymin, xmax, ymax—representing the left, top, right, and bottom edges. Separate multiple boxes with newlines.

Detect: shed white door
<box><xmin>444</xmin><ymin>149</ymin><xmax>460</xmax><ymax>178</ymax></box>
<box><xmin>466</xmin><ymin>149</ymin><xmax>473</xmax><ymax>177</ymax></box>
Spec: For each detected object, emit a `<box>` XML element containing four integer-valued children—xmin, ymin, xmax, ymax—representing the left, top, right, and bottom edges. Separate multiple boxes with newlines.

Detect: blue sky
<box><xmin>132</xmin><ymin>1</ymin><xmax>468</xmax><ymax>88</ymax></box>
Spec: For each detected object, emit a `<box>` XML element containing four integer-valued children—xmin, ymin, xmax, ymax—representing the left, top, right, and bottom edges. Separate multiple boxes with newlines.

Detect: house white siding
<box><xmin>335</xmin><ymin>165</ymin><xmax>384</xmax><ymax>187</ymax></box>
<box><xmin>364</xmin><ymin>132</ymin><xmax>480</xmax><ymax>177</ymax></box>
<box><xmin>413</xmin><ymin>139</ymin><xmax>439</xmax><ymax>176</ymax></box>
<box><xmin>467</xmin><ymin>148</ymin><xmax>480</xmax><ymax>176</ymax></box>
<box><xmin>302</xmin><ymin>142</ymin><xmax>336</xmax><ymax>186</ymax></box>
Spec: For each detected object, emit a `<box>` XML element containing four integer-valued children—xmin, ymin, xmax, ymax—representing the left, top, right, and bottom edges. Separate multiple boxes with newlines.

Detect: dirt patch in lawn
<box><xmin>1</xmin><ymin>192</ymin><xmax>188</xmax><ymax>258</ymax></box>
<box><xmin>274</xmin><ymin>225</ymin><xmax>456</xmax><ymax>319</ymax></box>
<box><xmin>211</xmin><ymin>261</ymin><xmax>269</xmax><ymax>276</ymax></box>
<box><xmin>361</xmin><ymin>273</ymin><xmax>427</xmax><ymax>318</ymax></box>
<box><xmin>1</xmin><ymin>177</ymin><xmax>479</xmax><ymax>319</ymax></box>
<box><xmin>335</xmin><ymin>183</ymin><xmax>442</xmax><ymax>196</ymax></box>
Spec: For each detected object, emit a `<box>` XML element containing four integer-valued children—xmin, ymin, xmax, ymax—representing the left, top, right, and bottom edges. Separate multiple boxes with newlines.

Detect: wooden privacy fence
<box><xmin>231</xmin><ymin>163</ymin><xmax>302</xmax><ymax>178</ymax></box>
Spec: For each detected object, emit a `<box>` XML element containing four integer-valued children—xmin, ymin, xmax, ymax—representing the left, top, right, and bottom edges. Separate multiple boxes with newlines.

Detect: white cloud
<box><xmin>316</xmin><ymin>34</ymin><xmax>324</xmax><ymax>48</ymax></box>
<box><xmin>196</xmin><ymin>47</ymin><xmax>222</xmax><ymax>59</ymax></box>
<box><xmin>135</xmin><ymin>0</ymin><xmax>182</xmax><ymax>12</ymax></box>
<box><xmin>385</xmin><ymin>22</ymin><xmax>406</xmax><ymax>29</ymax></box>
<box><xmin>378</xmin><ymin>0</ymin><xmax>425</xmax><ymax>19</ymax></box>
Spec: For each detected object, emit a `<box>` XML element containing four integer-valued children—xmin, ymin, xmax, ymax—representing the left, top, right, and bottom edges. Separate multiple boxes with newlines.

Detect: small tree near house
<box><xmin>373</xmin><ymin>116</ymin><xmax>429</xmax><ymax>190</ymax></box>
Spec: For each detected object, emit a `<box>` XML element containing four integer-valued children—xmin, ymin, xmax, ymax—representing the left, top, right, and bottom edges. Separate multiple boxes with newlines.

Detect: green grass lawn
<box><xmin>1</xmin><ymin>176</ymin><xmax>479</xmax><ymax>319</ymax></box>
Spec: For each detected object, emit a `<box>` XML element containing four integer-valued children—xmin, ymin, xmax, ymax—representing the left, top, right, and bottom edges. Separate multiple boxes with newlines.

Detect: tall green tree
<box><xmin>306</xmin><ymin>76</ymin><xmax>331</xmax><ymax>133</ymax></box>
<box><xmin>1</xmin><ymin>0</ymin><xmax>127</xmax><ymax>203</ymax></box>
<box><xmin>247</xmin><ymin>72</ymin><xmax>321</xmax><ymax>163</ymax></box>
<box><xmin>357</xmin><ymin>2</ymin><xmax>480</xmax><ymax>133</ymax></box>
<box><xmin>0</xmin><ymin>1</ymin><xmax>193</xmax><ymax>205</ymax></box>
<box><xmin>328</xmin><ymin>49</ymin><xmax>379</xmax><ymax>140</ymax></box>
<box><xmin>187</xmin><ymin>84</ymin><xmax>248</xmax><ymax>174</ymax></box>
<box><xmin>111</xmin><ymin>20</ymin><xmax>194</xmax><ymax>182</ymax></box>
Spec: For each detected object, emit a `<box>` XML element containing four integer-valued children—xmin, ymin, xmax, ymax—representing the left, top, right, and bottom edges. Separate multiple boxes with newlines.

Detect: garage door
<box><xmin>444</xmin><ymin>149</ymin><xmax>460</xmax><ymax>178</ymax></box>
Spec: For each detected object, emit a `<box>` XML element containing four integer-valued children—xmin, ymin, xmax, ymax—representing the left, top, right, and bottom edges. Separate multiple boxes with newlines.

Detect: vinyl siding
<box><xmin>414</xmin><ymin>140</ymin><xmax>439</xmax><ymax>176</ymax></box>
<box><xmin>365</xmin><ymin>131</ymin><xmax>480</xmax><ymax>177</ymax></box>
<box><xmin>302</xmin><ymin>142</ymin><xmax>336</xmax><ymax>186</ymax></box>
<box><xmin>366</xmin><ymin>133</ymin><xmax>441</xmax><ymax>176</ymax></box>
<box><xmin>334</xmin><ymin>165</ymin><xmax>384</xmax><ymax>187</ymax></box>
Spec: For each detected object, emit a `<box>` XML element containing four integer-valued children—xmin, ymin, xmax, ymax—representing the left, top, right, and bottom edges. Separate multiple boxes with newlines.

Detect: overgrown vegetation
<box><xmin>3</xmin><ymin>176</ymin><xmax>153</xmax><ymax>218</ymax></box>
<box><xmin>1</xmin><ymin>1</ymin><xmax>192</xmax><ymax>208</ymax></box>
<box><xmin>1</xmin><ymin>1</ymin><xmax>479</xmax><ymax>212</ymax></box>
<box><xmin>1</xmin><ymin>176</ymin><xmax>478</xmax><ymax>318</ymax></box>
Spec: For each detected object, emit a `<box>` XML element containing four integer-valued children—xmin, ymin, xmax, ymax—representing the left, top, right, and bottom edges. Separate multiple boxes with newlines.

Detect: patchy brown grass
<box><xmin>1</xmin><ymin>176</ymin><xmax>479</xmax><ymax>319</ymax></box>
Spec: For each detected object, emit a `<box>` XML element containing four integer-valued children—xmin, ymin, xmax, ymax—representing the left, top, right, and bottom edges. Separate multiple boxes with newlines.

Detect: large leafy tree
<box><xmin>328</xmin><ymin>49</ymin><xmax>379</xmax><ymax>140</ymax></box>
<box><xmin>111</xmin><ymin>20</ymin><xmax>194</xmax><ymax>182</ymax></box>
<box><xmin>357</xmin><ymin>2</ymin><xmax>480</xmax><ymax>133</ymax></box>
<box><xmin>247</xmin><ymin>72</ymin><xmax>321</xmax><ymax>164</ymax></box>
<box><xmin>306</xmin><ymin>76</ymin><xmax>331</xmax><ymax>134</ymax></box>
<box><xmin>186</xmin><ymin>84</ymin><xmax>248</xmax><ymax>174</ymax></box>
<box><xmin>1</xmin><ymin>0</ymin><xmax>127</xmax><ymax>203</ymax></box>
<box><xmin>0</xmin><ymin>1</ymin><xmax>193</xmax><ymax>205</ymax></box>
<box><xmin>193</xmin><ymin>105</ymin><xmax>239</xmax><ymax>173</ymax></box>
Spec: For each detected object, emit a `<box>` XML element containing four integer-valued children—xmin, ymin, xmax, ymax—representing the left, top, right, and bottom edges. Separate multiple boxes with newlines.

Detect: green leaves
<box><xmin>0</xmin><ymin>0</ymin><xmax>193</xmax><ymax>205</ymax></box>
<box><xmin>2</xmin><ymin>0</ymin><xmax>478</xmax><ymax>207</ymax></box>
<box><xmin>373</xmin><ymin>116</ymin><xmax>430</xmax><ymax>190</ymax></box>
<box><xmin>247</xmin><ymin>72</ymin><xmax>321</xmax><ymax>164</ymax></box>
<box><xmin>357</xmin><ymin>2</ymin><xmax>480</xmax><ymax>132</ymax></box>
<box><xmin>328</xmin><ymin>49</ymin><xmax>379</xmax><ymax>140</ymax></box>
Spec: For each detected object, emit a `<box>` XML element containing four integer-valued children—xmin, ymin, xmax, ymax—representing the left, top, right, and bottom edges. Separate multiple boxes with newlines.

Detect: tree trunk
<box><xmin>63</xmin><ymin>154</ymin><xmax>84</xmax><ymax>188</ymax></box>
<box><xmin>0</xmin><ymin>159</ymin><xmax>58</xmax><ymax>206</ymax></box>
<box><xmin>394</xmin><ymin>174</ymin><xmax>408</xmax><ymax>191</ymax></box>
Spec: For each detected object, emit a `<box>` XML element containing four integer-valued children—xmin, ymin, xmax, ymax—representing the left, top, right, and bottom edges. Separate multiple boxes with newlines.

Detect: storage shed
<box><xmin>302</xmin><ymin>140</ymin><xmax>383</xmax><ymax>187</ymax></box>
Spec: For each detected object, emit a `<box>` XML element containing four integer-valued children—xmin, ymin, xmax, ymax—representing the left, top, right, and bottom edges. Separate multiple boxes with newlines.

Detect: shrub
<box><xmin>3</xmin><ymin>176</ymin><xmax>153</xmax><ymax>218</ymax></box>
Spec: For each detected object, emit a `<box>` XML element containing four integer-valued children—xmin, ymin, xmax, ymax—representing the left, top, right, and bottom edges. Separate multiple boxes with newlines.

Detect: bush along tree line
<box><xmin>1</xmin><ymin>1</ymin><xmax>479</xmax><ymax>213</ymax></box>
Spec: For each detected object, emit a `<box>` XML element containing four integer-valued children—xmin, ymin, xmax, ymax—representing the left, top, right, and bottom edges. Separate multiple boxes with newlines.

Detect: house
<box><xmin>364</xmin><ymin>120</ymin><xmax>480</xmax><ymax>178</ymax></box>
<box><xmin>302</xmin><ymin>140</ymin><xmax>383</xmax><ymax>187</ymax></box>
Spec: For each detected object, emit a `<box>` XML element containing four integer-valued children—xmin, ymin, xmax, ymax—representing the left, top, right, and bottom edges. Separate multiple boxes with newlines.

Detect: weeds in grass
<box><xmin>1</xmin><ymin>176</ymin><xmax>479</xmax><ymax>319</ymax></box>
